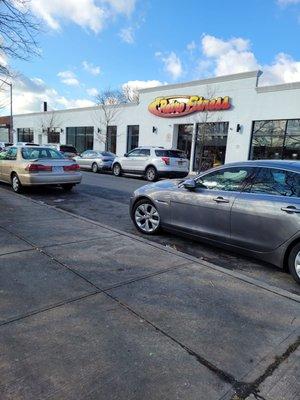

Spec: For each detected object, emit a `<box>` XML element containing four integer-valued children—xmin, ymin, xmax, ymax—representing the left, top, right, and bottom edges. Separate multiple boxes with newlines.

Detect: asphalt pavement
<box><xmin>3</xmin><ymin>170</ymin><xmax>299</xmax><ymax>296</ymax></box>
<box><xmin>0</xmin><ymin>186</ymin><xmax>299</xmax><ymax>400</ymax></box>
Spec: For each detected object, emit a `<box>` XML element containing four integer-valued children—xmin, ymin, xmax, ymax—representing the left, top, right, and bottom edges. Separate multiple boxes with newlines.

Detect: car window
<box><xmin>100</xmin><ymin>151</ymin><xmax>115</xmax><ymax>157</ymax></box>
<box><xmin>81</xmin><ymin>151</ymin><xmax>90</xmax><ymax>157</ymax></box>
<box><xmin>139</xmin><ymin>149</ymin><xmax>151</xmax><ymax>156</ymax></box>
<box><xmin>196</xmin><ymin>167</ymin><xmax>254</xmax><ymax>192</ymax></box>
<box><xmin>21</xmin><ymin>148</ymin><xmax>64</xmax><ymax>160</ymax></box>
<box><xmin>155</xmin><ymin>149</ymin><xmax>186</xmax><ymax>158</ymax></box>
<box><xmin>249</xmin><ymin>168</ymin><xmax>300</xmax><ymax>197</ymax></box>
<box><xmin>128</xmin><ymin>149</ymin><xmax>141</xmax><ymax>157</ymax></box>
<box><xmin>3</xmin><ymin>147</ymin><xmax>17</xmax><ymax>160</ymax></box>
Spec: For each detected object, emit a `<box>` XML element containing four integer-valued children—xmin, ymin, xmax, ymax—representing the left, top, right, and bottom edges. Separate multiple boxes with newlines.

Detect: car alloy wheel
<box><xmin>288</xmin><ymin>243</ymin><xmax>300</xmax><ymax>284</ymax></box>
<box><xmin>92</xmin><ymin>162</ymin><xmax>98</xmax><ymax>173</ymax></box>
<box><xmin>145</xmin><ymin>166</ymin><xmax>157</xmax><ymax>182</ymax></box>
<box><xmin>113</xmin><ymin>163</ymin><xmax>122</xmax><ymax>176</ymax></box>
<box><xmin>11</xmin><ymin>174</ymin><xmax>22</xmax><ymax>193</ymax></box>
<box><xmin>134</xmin><ymin>202</ymin><xmax>160</xmax><ymax>234</ymax></box>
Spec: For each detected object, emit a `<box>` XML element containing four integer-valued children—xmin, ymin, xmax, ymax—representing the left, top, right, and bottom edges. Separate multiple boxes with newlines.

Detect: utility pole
<box><xmin>0</xmin><ymin>78</ymin><xmax>13</xmax><ymax>142</ymax></box>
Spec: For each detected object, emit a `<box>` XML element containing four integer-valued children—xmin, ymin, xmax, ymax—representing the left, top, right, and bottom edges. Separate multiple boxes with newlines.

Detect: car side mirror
<box><xmin>182</xmin><ymin>179</ymin><xmax>196</xmax><ymax>190</ymax></box>
<box><xmin>124</xmin><ymin>153</ymin><xmax>128</xmax><ymax>157</ymax></box>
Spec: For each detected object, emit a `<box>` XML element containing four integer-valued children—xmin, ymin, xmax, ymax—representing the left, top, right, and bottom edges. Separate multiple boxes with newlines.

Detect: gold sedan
<box><xmin>0</xmin><ymin>146</ymin><xmax>82</xmax><ymax>193</ymax></box>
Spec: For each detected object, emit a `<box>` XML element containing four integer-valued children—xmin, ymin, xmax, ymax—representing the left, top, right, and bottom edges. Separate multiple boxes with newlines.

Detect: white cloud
<box><xmin>277</xmin><ymin>0</ymin><xmax>300</xmax><ymax>5</ymax></box>
<box><xmin>119</xmin><ymin>27</ymin><xmax>134</xmax><ymax>44</ymax></box>
<box><xmin>86</xmin><ymin>87</ymin><xmax>99</xmax><ymax>97</ymax></box>
<box><xmin>57</xmin><ymin>70</ymin><xmax>79</xmax><ymax>86</ymax></box>
<box><xmin>0</xmin><ymin>74</ymin><xmax>95</xmax><ymax>114</ymax></box>
<box><xmin>122</xmin><ymin>79</ymin><xmax>164</xmax><ymax>92</ymax></box>
<box><xmin>187</xmin><ymin>41</ymin><xmax>196</xmax><ymax>52</ymax></box>
<box><xmin>196</xmin><ymin>34</ymin><xmax>300</xmax><ymax>85</ymax></box>
<box><xmin>156</xmin><ymin>51</ymin><xmax>183</xmax><ymax>80</ymax></box>
<box><xmin>28</xmin><ymin>0</ymin><xmax>137</xmax><ymax>34</ymax></box>
<box><xmin>82</xmin><ymin>61</ymin><xmax>101</xmax><ymax>76</ymax></box>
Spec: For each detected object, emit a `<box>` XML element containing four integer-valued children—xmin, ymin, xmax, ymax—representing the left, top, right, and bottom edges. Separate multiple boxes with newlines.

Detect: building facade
<box><xmin>11</xmin><ymin>70</ymin><xmax>300</xmax><ymax>172</ymax></box>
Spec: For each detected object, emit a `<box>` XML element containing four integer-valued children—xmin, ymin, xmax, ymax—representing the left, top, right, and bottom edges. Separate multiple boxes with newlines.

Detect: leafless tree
<box><xmin>0</xmin><ymin>0</ymin><xmax>39</xmax><ymax>76</ymax></box>
<box><xmin>40</xmin><ymin>111</ymin><xmax>63</xmax><ymax>143</ymax></box>
<box><xmin>122</xmin><ymin>84</ymin><xmax>140</xmax><ymax>103</ymax></box>
<box><xmin>187</xmin><ymin>85</ymin><xmax>224</xmax><ymax>172</ymax></box>
<box><xmin>93</xmin><ymin>88</ymin><xmax>126</xmax><ymax>147</ymax></box>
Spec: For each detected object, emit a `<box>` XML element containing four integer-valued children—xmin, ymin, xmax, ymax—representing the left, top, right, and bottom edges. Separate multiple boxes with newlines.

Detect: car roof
<box><xmin>222</xmin><ymin>160</ymin><xmax>300</xmax><ymax>171</ymax></box>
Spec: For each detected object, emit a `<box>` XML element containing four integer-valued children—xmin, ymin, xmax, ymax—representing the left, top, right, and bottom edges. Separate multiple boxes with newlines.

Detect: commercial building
<box><xmin>7</xmin><ymin>70</ymin><xmax>300</xmax><ymax>172</ymax></box>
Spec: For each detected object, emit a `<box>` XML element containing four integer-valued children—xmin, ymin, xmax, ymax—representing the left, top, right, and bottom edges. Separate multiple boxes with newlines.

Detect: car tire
<box><xmin>288</xmin><ymin>242</ymin><xmax>300</xmax><ymax>284</ymax></box>
<box><xmin>132</xmin><ymin>199</ymin><xmax>161</xmax><ymax>235</ymax></box>
<box><xmin>113</xmin><ymin>163</ymin><xmax>122</xmax><ymax>177</ymax></box>
<box><xmin>11</xmin><ymin>173</ymin><xmax>23</xmax><ymax>193</ymax></box>
<box><xmin>145</xmin><ymin>166</ymin><xmax>158</xmax><ymax>182</ymax></box>
<box><xmin>62</xmin><ymin>184</ymin><xmax>75</xmax><ymax>191</ymax></box>
<box><xmin>92</xmin><ymin>162</ymin><xmax>98</xmax><ymax>173</ymax></box>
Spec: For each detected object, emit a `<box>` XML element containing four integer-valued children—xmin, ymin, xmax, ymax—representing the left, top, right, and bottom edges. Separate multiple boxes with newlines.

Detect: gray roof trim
<box><xmin>256</xmin><ymin>82</ymin><xmax>300</xmax><ymax>93</ymax></box>
<box><xmin>138</xmin><ymin>71</ymin><xmax>262</xmax><ymax>94</ymax></box>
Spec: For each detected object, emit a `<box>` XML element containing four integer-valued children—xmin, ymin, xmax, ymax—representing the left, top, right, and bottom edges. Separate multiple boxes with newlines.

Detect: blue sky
<box><xmin>2</xmin><ymin>0</ymin><xmax>300</xmax><ymax>113</ymax></box>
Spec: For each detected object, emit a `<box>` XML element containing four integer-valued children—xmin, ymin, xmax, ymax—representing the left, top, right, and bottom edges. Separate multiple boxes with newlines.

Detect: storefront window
<box><xmin>177</xmin><ymin>124</ymin><xmax>193</xmax><ymax>159</ymax></box>
<box><xmin>127</xmin><ymin>125</ymin><xmax>139</xmax><ymax>152</ymax></box>
<box><xmin>106</xmin><ymin>126</ymin><xmax>117</xmax><ymax>153</ymax></box>
<box><xmin>17</xmin><ymin>128</ymin><xmax>34</xmax><ymax>143</ymax></box>
<box><xmin>66</xmin><ymin>126</ymin><xmax>94</xmax><ymax>153</ymax></box>
<box><xmin>195</xmin><ymin>122</ymin><xmax>229</xmax><ymax>172</ymax></box>
<box><xmin>250</xmin><ymin>120</ymin><xmax>300</xmax><ymax>160</ymax></box>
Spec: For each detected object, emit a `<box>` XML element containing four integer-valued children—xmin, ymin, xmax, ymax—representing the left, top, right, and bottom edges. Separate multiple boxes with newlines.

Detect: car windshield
<box><xmin>21</xmin><ymin>147</ymin><xmax>64</xmax><ymax>160</ymax></box>
<box><xmin>60</xmin><ymin>145</ymin><xmax>77</xmax><ymax>153</ymax></box>
<box><xmin>155</xmin><ymin>149</ymin><xmax>186</xmax><ymax>158</ymax></box>
<box><xmin>100</xmin><ymin>151</ymin><xmax>115</xmax><ymax>157</ymax></box>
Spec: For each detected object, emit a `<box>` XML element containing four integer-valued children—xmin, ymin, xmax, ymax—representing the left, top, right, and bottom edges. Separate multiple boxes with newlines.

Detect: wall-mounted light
<box><xmin>97</xmin><ymin>128</ymin><xmax>101</xmax><ymax>133</ymax></box>
<box><xmin>60</xmin><ymin>128</ymin><xmax>64</xmax><ymax>133</ymax></box>
<box><xmin>236</xmin><ymin>124</ymin><xmax>241</xmax><ymax>133</ymax></box>
<box><xmin>152</xmin><ymin>126</ymin><xmax>158</xmax><ymax>133</ymax></box>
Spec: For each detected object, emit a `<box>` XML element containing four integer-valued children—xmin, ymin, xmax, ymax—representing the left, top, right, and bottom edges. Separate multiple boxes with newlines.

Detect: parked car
<box><xmin>74</xmin><ymin>150</ymin><xmax>116</xmax><ymax>173</ymax></box>
<box><xmin>0</xmin><ymin>142</ymin><xmax>13</xmax><ymax>151</ymax></box>
<box><xmin>130</xmin><ymin>160</ymin><xmax>300</xmax><ymax>284</ymax></box>
<box><xmin>15</xmin><ymin>142</ymin><xmax>39</xmax><ymax>147</ymax></box>
<box><xmin>0</xmin><ymin>146</ymin><xmax>82</xmax><ymax>193</ymax></box>
<box><xmin>112</xmin><ymin>147</ymin><xmax>189</xmax><ymax>181</ymax></box>
<box><xmin>45</xmin><ymin>144</ymin><xmax>79</xmax><ymax>159</ymax></box>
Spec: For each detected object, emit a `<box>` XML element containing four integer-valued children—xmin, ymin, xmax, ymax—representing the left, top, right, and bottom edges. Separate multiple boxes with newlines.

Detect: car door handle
<box><xmin>281</xmin><ymin>206</ymin><xmax>300</xmax><ymax>213</ymax></box>
<box><xmin>213</xmin><ymin>196</ymin><xmax>230</xmax><ymax>203</ymax></box>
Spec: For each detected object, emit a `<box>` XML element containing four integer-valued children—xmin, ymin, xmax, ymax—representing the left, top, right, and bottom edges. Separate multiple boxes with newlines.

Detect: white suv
<box><xmin>112</xmin><ymin>147</ymin><xmax>189</xmax><ymax>181</ymax></box>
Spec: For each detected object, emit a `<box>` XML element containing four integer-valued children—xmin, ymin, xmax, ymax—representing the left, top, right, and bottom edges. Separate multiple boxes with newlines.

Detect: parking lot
<box><xmin>3</xmin><ymin>170</ymin><xmax>299</xmax><ymax>296</ymax></box>
<box><xmin>0</xmin><ymin>183</ymin><xmax>299</xmax><ymax>400</ymax></box>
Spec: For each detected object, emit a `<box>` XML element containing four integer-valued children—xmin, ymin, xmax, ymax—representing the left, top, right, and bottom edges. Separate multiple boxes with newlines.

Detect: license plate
<box><xmin>53</xmin><ymin>166</ymin><xmax>63</xmax><ymax>173</ymax></box>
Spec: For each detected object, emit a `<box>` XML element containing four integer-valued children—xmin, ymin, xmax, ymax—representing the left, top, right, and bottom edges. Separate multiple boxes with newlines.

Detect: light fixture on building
<box><xmin>236</xmin><ymin>124</ymin><xmax>241</xmax><ymax>132</ymax></box>
<box><xmin>152</xmin><ymin>126</ymin><xmax>158</xmax><ymax>133</ymax></box>
<box><xmin>98</xmin><ymin>128</ymin><xmax>101</xmax><ymax>133</ymax></box>
<box><xmin>60</xmin><ymin>128</ymin><xmax>64</xmax><ymax>133</ymax></box>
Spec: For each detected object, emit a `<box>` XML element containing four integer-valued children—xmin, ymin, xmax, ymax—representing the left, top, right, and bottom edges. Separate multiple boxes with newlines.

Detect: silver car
<box><xmin>74</xmin><ymin>150</ymin><xmax>116</xmax><ymax>173</ymax></box>
<box><xmin>130</xmin><ymin>160</ymin><xmax>300</xmax><ymax>284</ymax></box>
<box><xmin>0</xmin><ymin>146</ymin><xmax>82</xmax><ymax>192</ymax></box>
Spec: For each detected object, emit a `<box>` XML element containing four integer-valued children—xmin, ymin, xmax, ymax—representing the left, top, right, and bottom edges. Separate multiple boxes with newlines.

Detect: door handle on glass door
<box><xmin>281</xmin><ymin>206</ymin><xmax>300</xmax><ymax>213</ymax></box>
<box><xmin>213</xmin><ymin>197</ymin><xmax>230</xmax><ymax>203</ymax></box>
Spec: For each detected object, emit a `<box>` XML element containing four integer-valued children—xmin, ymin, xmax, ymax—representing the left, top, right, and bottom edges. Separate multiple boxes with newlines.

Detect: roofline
<box><xmin>256</xmin><ymin>81</ymin><xmax>300</xmax><ymax>93</ymax></box>
<box><xmin>138</xmin><ymin>70</ymin><xmax>262</xmax><ymax>94</ymax></box>
<box><xmin>12</xmin><ymin>101</ymin><xmax>137</xmax><ymax>118</ymax></box>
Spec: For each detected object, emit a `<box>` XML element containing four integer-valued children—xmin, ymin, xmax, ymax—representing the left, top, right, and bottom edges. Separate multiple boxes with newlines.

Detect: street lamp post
<box><xmin>0</xmin><ymin>78</ymin><xmax>13</xmax><ymax>142</ymax></box>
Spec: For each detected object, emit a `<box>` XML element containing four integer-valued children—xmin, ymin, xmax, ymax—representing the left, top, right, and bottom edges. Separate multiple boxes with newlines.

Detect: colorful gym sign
<box><xmin>148</xmin><ymin>95</ymin><xmax>231</xmax><ymax>118</ymax></box>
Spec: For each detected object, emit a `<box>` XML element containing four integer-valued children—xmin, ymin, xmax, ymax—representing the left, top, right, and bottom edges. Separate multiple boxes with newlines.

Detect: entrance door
<box><xmin>177</xmin><ymin>124</ymin><xmax>193</xmax><ymax>159</ymax></box>
<box><xmin>194</xmin><ymin>122</ymin><xmax>229</xmax><ymax>172</ymax></box>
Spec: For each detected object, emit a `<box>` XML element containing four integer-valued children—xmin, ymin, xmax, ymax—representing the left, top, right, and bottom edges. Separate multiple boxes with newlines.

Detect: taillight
<box><xmin>161</xmin><ymin>157</ymin><xmax>170</xmax><ymax>165</ymax></box>
<box><xmin>25</xmin><ymin>164</ymin><xmax>52</xmax><ymax>172</ymax></box>
<box><xmin>63</xmin><ymin>163</ymin><xmax>80</xmax><ymax>171</ymax></box>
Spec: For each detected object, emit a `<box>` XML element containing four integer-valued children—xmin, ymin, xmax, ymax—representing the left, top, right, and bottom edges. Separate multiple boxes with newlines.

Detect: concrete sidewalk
<box><xmin>0</xmin><ymin>187</ymin><xmax>299</xmax><ymax>400</ymax></box>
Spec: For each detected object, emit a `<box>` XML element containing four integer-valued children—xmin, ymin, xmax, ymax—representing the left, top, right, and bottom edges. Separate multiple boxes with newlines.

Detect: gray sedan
<box><xmin>74</xmin><ymin>150</ymin><xmax>116</xmax><ymax>173</ymax></box>
<box><xmin>130</xmin><ymin>160</ymin><xmax>300</xmax><ymax>284</ymax></box>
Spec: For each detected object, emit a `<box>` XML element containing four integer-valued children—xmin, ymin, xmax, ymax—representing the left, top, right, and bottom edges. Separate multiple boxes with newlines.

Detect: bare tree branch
<box><xmin>0</xmin><ymin>0</ymin><xmax>40</xmax><ymax>76</ymax></box>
